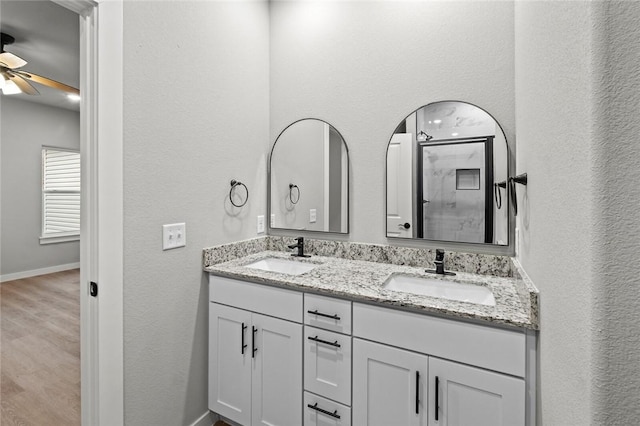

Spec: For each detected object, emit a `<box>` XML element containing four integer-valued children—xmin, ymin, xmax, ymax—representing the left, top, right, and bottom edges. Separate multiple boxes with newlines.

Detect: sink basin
<box><xmin>383</xmin><ymin>274</ymin><xmax>496</xmax><ymax>306</ymax></box>
<box><xmin>244</xmin><ymin>257</ymin><xmax>318</xmax><ymax>276</ymax></box>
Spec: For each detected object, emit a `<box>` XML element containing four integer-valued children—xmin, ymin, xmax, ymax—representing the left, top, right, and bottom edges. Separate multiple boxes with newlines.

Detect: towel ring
<box><xmin>229</xmin><ymin>179</ymin><xmax>249</xmax><ymax>208</ymax></box>
<box><xmin>289</xmin><ymin>184</ymin><xmax>300</xmax><ymax>204</ymax></box>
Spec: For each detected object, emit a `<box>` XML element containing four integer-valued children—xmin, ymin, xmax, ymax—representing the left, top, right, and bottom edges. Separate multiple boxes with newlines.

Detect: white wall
<box><xmin>122</xmin><ymin>1</ymin><xmax>269</xmax><ymax>424</ymax></box>
<box><xmin>0</xmin><ymin>97</ymin><xmax>80</xmax><ymax>277</ymax></box>
<box><xmin>270</xmin><ymin>0</ymin><xmax>515</xmax><ymax>249</ymax></box>
<box><xmin>590</xmin><ymin>3</ymin><xmax>640</xmax><ymax>422</ymax></box>
<box><xmin>515</xmin><ymin>1</ymin><xmax>640</xmax><ymax>424</ymax></box>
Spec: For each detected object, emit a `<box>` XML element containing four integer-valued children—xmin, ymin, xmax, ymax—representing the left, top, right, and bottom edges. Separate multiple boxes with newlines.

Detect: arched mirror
<box><xmin>386</xmin><ymin>101</ymin><xmax>509</xmax><ymax>245</ymax></box>
<box><xmin>269</xmin><ymin>118</ymin><xmax>349</xmax><ymax>233</ymax></box>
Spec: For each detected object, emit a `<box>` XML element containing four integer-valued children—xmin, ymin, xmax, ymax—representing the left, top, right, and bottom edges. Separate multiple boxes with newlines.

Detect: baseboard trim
<box><xmin>189</xmin><ymin>411</ymin><xmax>217</xmax><ymax>426</ymax></box>
<box><xmin>0</xmin><ymin>262</ymin><xmax>80</xmax><ymax>283</ymax></box>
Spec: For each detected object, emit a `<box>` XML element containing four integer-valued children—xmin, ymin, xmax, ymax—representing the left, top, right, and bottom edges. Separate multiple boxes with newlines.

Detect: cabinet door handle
<box><xmin>307</xmin><ymin>335</ymin><xmax>341</xmax><ymax>348</ymax></box>
<box><xmin>415</xmin><ymin>371</ymin><xmax>420</xmax><ymax>414</ymax></box>
<box><xmin>241</xmin><ymin>322</ymin><xmax>248</xmax><ymax>355</ymax></box>
<box><xmin>307</xmin><ymin>309</ymin><xmax>341</xmax><ymax>321</ymax></box>
<box><xmin>307</xmin><ymin>403</ymin><xmax>341</xmax><ymax>419</ymax></box>
<box><xmin>435</xmin><ymin>375</ymin><xmax>440</xmax><ymax>421</ymax></box>
<box><xmin>252</xmin><ymin>326</ymin><xmax>258</xmax><ymax>358</ymax></box>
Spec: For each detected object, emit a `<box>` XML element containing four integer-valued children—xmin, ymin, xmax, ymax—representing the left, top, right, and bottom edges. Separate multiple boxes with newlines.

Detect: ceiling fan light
<box><xmin>2</xmin><ymin>79</ymin><xmax>21</xmax><ymax>95</ymax></box>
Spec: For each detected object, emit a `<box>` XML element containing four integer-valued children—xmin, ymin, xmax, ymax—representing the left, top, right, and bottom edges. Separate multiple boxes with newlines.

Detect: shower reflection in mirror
<box><xmin>269</xmin><ymin>119</ymin><xmax>349</xmax><ymax>233</ymax></box>
<box><xmin>386</xmin><ymin>101</ymin><xmax>509</xmax><ymax>245</ymax></box>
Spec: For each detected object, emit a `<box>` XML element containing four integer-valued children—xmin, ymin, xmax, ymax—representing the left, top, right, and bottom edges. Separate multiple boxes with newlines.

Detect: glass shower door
<box><xmin>420</xmin><ymin>140</ymin><xmax>490</xmax><ymax>243</ymax></box>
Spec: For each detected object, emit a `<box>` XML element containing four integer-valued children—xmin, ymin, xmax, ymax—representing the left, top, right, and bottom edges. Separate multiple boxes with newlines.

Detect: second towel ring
<box><xmin>230</xmin><ymin>179</ymin><xmax>249</xmax><ymax>208</ymax></box>
<box><xmin>289</xmin><ymin>184</ymin><xmax>300</xmax><ymax>204</ymax></box>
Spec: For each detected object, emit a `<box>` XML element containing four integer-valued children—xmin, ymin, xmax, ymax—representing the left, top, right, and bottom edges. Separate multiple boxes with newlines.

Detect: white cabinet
<box><xmin>209</xmin><ymin>276</ymin><xmax>303</xmax><ymax>426</ymax></box>
<box><xmin>428</xmin><ymin>358</ymin><xmax>525</xmax><ymax>426</ymax></box>
<box><xmin>352</xmin><ymin>301</ymin><xmax>528</xmax><ymax>426</ymax></box>
<box><xmin>353</xmin><ymin>338</ymin><xmax>428</xmax><ymax>426</ymax></box>
<box><xmin>209</xmin><ymin>304</ymin><xmax>252</xmax><ymax>425</ymax></box>
<box><xmin>304</xmin><ymin>326</ymin><xmax>351</xmax><ymax>406</ymax></box>
<box><xmin>209</xmin><ymin>275</ymin><xmax>533</xmax><ymax>426</ymax></box>
<box><xmin>251</xmin><ymin>313</ymin><xmax>302</xmax><ymax>426</ymax></box>
<box><xmin>353</xmin><ymin>338</ymin><xmax>526</xmax><ymax>426</ymax></box>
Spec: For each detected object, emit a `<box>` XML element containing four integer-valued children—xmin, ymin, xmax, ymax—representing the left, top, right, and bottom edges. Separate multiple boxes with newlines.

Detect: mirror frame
<box><xmin>268</xmin><ymin>118</ymin><xmax>350</xmax><ymax>235</ymax></box>
<box><xmin>385</xmin><ymin>100</ymin><xmax>511</xmax><ymax>248</ymax></box>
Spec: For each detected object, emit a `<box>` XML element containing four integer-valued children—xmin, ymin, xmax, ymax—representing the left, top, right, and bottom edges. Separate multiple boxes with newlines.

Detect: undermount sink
<box><xmin>244</xmin><ymin>257</ymin><xmax>318</xmax><ymax>276</ymax></box>
<box><xmin>383</xmin><ymin>274</ymin><xmax>496</xmax><ymax>306</ymax></box>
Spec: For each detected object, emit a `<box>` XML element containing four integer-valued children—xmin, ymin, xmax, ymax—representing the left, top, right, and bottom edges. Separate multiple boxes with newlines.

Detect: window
<box><xmin>40</xmin><ymin>147</ymin><xmax>81</xmax><ymax>244</ymax></box>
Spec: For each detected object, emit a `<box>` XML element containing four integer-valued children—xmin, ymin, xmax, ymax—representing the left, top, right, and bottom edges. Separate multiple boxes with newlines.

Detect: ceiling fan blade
<box><xmin>16</xmin><ymin>71</ymin><xmax>79</xmax><ymax>96</ymax></box>
<box><xmin>0</xmin><ymin>52</ymin><xmax>27</xmax><ymax>69</ymax></box>
<box><xmin>7</xmin><ymin>72</ymin><xmax>39</xmax><ymax>95</ymax></box>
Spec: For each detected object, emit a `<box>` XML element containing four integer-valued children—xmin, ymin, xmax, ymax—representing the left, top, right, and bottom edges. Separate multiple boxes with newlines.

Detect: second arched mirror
<box><xmin>269</xmin><ymin>119</ymin><xmax>349</xmax><ymax>233</ymax></box>
<box><xmin>386</xmin><ymin>101</ymin><xmax>509</xmax><ymax>245</ymax></box>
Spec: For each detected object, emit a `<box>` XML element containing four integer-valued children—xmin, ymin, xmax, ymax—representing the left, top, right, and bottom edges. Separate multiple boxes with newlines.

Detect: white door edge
<box><xmin>55</xmin><ymin>0</ymin><xmax>124</xmax><ymax>425</ymax></box>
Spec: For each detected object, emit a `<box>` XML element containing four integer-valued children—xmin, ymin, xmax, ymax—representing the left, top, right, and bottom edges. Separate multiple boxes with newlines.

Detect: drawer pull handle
<box><xmin>416</xmin><ymin>370</ymin><xmax>420</xmax><ymax>414</ymax></box>
<box><xmin>435</xmin><ymin>375</ymin><xmax>440</xmax><ymax>421</ymax></box>
<box><xmin>307</xmin><ymin>402</ymin><xmax>341</xmax><ymax>419</ymax></box>
<box><xmin>308</xmin><ymin>335</ymin><xmax>341</xmax><ymax>348</ymax></box>
<box><xmin>307</xmin><ymin>309</ymin><xmax>341</xmax><ymax>321</ymax></box>
<box><xmin>252</xmin><ymin>326</ymin><xmax>258</xmax><ymax>358</ymax></box>
<box><xmin>241</xmin><ymin>322</ymin><xmax>248</xmax><ymax>355</ymax></box>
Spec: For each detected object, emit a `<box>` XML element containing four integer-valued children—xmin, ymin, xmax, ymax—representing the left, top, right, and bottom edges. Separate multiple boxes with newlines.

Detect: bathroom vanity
<box><xmin>204</xmin><ymin>241</ymin><xmax>538</xmax><ymax>426</ymax></box>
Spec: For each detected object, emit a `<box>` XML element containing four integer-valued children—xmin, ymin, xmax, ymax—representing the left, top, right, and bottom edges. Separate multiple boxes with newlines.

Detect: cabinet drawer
<box><xmin>353</xmin><ymin>303</ymin><xmax>526</xmax><ymax>377</ymax></box>
<box><xmin>304</xmin><ymin>392</ymin><xmax>351</xmax><ymax>426</ymax></box>
<box><xmin>305</xmin><ymin>293</ymin><xmax>352</xmax><ymax>334</ymax></box>
<box><xmin>304</xmin><ymin>326</ymin><xmax>352</xmax><ymax>406</ymax></box>
<box><xmin>210</xmin><ymin>275</ymin><xmax>302</xmax><ymax>323</ymax></box>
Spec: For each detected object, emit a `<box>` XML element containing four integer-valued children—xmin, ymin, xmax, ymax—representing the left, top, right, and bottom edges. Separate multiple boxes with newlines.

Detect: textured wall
<box><xmin>514</xmin><ymin>2</ymin><xmax>595</xmax><ymax>424</ymax></box>
<box><xmin>0</xmin><ymin>97</ymin><xmax>80</xmax><ymax>276</ymax></box>
<box><xmin>122</xmin><ymin>1</ymin><xmax>269</xmax><ymax>424</ymax></box>
<box><xmin>590</xmin><ymin>2</ymin><xmax>640</xmax><ymax>423</ymax></box>
<box><xmin>270</xmin><ymin>0</ymin><xmax>515</xmax><ymax>250</ymax></box>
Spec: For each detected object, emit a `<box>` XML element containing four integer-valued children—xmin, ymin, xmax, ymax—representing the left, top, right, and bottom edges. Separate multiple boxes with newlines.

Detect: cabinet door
<box><xmin>252</xmin><ymin>313</ymin><xmax>303</xmax><ymax>426</ymax></box>
<box><xmin>304</xmin><ymin>326</ymin><xmax>352</xmax><ymax>405</ymax></box>
<box><xmin>428</xmin><ymin>357</ymin><xmax>525</xmax><ymax>426</ymax></box>
<box><xmin>353</xmin><ymin>338</ymin><xmax>428</xmax><ymax>426</ymax></box>
<box><xmin>209</xmin><ymin>303</ymin><xmax>252</xmax><ymax>425</ymax></box>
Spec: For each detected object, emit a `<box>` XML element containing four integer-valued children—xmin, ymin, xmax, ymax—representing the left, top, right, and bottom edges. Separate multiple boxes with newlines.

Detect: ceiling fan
<box><xmin>0</xmin><ymin>32</ymin><xmax>79</xmax><ymax>97</ymax></box>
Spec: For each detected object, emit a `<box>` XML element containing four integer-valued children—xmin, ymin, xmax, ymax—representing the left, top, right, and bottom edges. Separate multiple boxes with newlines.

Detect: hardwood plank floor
<box><xmin>1</xmin><ymin>269</ymin><xmax>80</xmax><ymax>426</ymax></box>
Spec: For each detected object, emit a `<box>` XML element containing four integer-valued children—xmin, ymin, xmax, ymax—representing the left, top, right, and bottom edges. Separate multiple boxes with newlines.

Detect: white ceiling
<box><xmin>1</xmin><ymin>0</ymin><xmax>80</xmax><ymax>111</ymax></box>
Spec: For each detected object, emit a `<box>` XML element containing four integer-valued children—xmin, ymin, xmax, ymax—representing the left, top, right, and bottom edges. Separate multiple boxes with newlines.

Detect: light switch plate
<box><xmin>163</xmin><ymin>223</ymin><xmax>186</xmax><ymax>250</ymax></box>
<box><xmin>257</xmin><ymin>215</ymin><xmax>265</xmax><ymax>234</ymax></box>
<box><xmin>309</xmin><ymin>209</ymin><xmax>317</xmax><ymax>223</ymax></box>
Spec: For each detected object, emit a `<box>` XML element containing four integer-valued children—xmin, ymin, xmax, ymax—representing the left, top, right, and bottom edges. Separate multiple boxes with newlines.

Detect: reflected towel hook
<box><xmin>494</xmin><ymin>180</ymin><xmax>506</xmax><ymax>210</ymax></box>
<box><xmin>289</xmin><ymin>183</ymin><xmax>300</xmax><ymax>204</ymax></box>
<box><xmin>229</xmin><ymin>179</ymin><xmax>249</xmax><ymax>208</ymax></box>
<box><xmin>508</xmin><ymin>173</ymin><xmax>527</xmax><ymax>216</ymax></box>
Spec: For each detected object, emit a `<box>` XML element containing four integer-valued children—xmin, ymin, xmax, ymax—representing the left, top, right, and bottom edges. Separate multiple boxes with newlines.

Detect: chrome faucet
<box><xmin>426</xmin><ymin>249</ymin><xmax>456</xmax><ymax>276</ymax></box>
<box><xmin>288</xmin><ymin>237</ymin><xmax>310</xmax><ymax>258</ymax></box>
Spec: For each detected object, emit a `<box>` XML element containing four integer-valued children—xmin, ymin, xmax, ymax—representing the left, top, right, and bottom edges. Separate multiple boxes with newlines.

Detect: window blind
<box><xmin>42</xmin><ymin>148</ymin><xmax>80</xmax><ymax>236</ymax></box>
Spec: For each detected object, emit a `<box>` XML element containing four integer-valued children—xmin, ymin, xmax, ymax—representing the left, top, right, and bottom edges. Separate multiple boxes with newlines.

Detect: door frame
<box><xmin>52</xmin><ymin>1</ymin><xmax>124</xmax><ymax>424</ymax></box>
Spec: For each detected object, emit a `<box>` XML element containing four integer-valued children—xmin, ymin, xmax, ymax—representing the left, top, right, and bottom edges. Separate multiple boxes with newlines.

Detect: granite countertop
<box><xmin>204</xmin><ymin>249</ymin><xmax>538</xmax><ymax>330</ymax></box>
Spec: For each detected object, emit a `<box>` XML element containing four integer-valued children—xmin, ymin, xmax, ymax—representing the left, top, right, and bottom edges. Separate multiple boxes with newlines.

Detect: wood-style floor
<box><xmin>1</xmin><ymin>269</ymin><xmax>80</xmax><ymax>426</ymax></box>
